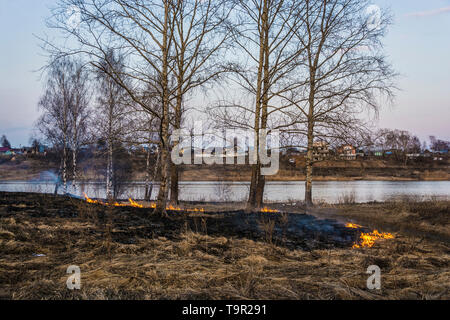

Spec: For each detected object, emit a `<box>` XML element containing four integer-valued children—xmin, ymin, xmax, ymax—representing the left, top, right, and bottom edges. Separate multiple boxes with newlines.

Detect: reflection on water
<box><xmin>0</xmin><ymin>180</ymin><xmax>448</xmax><ymax>203</ymax></box>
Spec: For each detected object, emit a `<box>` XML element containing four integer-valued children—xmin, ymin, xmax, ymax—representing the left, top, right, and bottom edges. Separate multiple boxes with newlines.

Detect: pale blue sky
<box><xmin>0</xmin><ymin>0</ymin><xmax>449</xmax><ymax>147</ymax></box>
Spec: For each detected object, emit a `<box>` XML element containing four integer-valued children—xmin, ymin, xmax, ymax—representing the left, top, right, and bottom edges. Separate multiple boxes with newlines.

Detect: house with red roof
<box><xmin>0</xmin><ymin>147</ymin><xmax>12</xmax><ymax>156</ymax></box>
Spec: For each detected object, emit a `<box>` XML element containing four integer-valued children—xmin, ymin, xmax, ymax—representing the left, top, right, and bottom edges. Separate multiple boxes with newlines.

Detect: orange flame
<box><xmin>83</xmin><ymin>194</ymin><xmax>205</xmax><ymax>212</ymax></box>
<box><xmin>151</xmin><ymin>202</ymin><xmax>205</xmax><ymax>213</ymax></box>
<box><xmin>261</xmin><ymin>207</ymin><xmax>279</xmax><ymax>213</ymax></box>
<box><xmin>83</xmin><ymin>193</ymin><xmax>143</xmax><ymax>208</ymax></box>
<box><xmin>352</xmin><ymin>229</ymin><xmax>394</xmax><ymax>249</ymax></box>
<box><xmin>128</xmin><ymin>198</ymin><xmax>143</xmax><ymax>208</ymax></box>
<box><xmin>83</xmin><ymin>193</ymin><xmax>102</xmax><ymax>204</ymax></box>
<box><xmin>345</xmin><ymin>223</ymin><xmax>362</xmax><ymax>229</ymax></box>
<box><xmin>345</xmin><ymin>222</ymin><xmax>394</xmax><ymax>248</ymax></box>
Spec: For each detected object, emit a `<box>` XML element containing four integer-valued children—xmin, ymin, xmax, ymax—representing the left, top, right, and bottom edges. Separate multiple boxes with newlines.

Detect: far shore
<box><xmin>0</xmin><ymin>158</ymin><xmax>448</xmax><ymax>182</ymax></box>
<box><xmin>0</xmin><ymin>176</ymin><xmax>449</xmax><ymax>182</ymax></box>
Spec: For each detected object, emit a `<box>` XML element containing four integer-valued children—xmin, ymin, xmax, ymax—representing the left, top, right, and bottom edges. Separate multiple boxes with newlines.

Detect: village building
<box><xmin>312</xmin><ymin>141</ymin><xmax>329</xmax><ymax>162</ymax></box>
<box><xmin>337</xmin><ymin>145</ymin><xmax>357</xmax><ymax>160</ymax></box>
<box><xmin>0</xmin><ymin>147</ymin><xmax>12</xmax><ymax>156</ymax></box>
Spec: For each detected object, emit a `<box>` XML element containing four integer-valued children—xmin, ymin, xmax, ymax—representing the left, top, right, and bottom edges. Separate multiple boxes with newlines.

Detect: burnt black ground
<box><xmin>0</xmin><ymin>192</ymin><xmax>361</xmax><ymax>250</ymax></box>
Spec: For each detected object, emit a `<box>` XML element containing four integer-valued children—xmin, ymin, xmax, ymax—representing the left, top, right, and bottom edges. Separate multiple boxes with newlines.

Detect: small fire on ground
<box><xmin>345</xmin><ymin>222</ymin><xmax>394</xmax><ymax>248</ymax></box>
<box><xmin>83</xmin><ymin>193</ymin><xmax>279</xmax><ymax>214</ymax></box>
<box><xmin>345</xmin><ymin>223</ymin><xmax>362</xmax><ymax>229</ymax></box>
<box><xmin>261</xmin><ymin>207</ymin><xmax>279</xmax><ymax>213</ymax></box>
<box><xmin>83</xmin><ymin>193</ymin><xmax>144</xmax><ymax>208</ymax></box>
<box><xmin>83</xmin><ymin>193</ymin><xmax>205</xmax><ymax>212</ymax></box>
<box><xmin>148</xmin><ymin>202</ymin><xmax>205</xmax><ymax>213</ymax></box>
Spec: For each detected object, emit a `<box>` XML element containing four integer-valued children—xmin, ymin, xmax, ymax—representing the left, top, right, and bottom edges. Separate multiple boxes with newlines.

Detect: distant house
<box><xmin>312</xmin><ymin>141</ymin><xmax>329</xmax><ymax>162</ymax></box>
<box><xmin>356</xmin><ymin>149</ymin><xmax>366</xmax><ymax>159</ymax></box>
<box><xmin>406</xmin><ymin>153</ymin><xmax>421</xmax><ymax>159</ymax></box>
<box><xmin>10</xmin><ymin>148</ymin><xmax>24</xmax><ymax>155</ymax></box>
<box><xmin>0</xmin><ymin>147</ymin><xmax>12</xmax><ymax>156</ymax></box>
<box><xmin>21</xmin><ymin>145</ymin><xmax>47</xmax><ymax>156</ymax></box>
<box><xmin>423</xmin><ymin>150</ymin><xmax>432</xmax><ymax>158</ymax></box>
<box><xmin>285</xmin><ymin>147</ymin><xmax>303</xmax><ymax>155</ymax></box>
<box><xmin>22</xmin><ymin>147</ymin><xmax>33</xmax><ymax>155</ymax></box>
<box><xmin>366</xmin><ymin>146</ymin><xmax>385</xmax><ymax>157</ymax></box>
<box><xmin>337</xmin><ymin>145</ymin><xmax>356</xmax><ymax>160</ymax></box>
<box><xmin>32</xmin><ymin>144</ymin><xmax>47</xmax><ymax>155</ymax></box>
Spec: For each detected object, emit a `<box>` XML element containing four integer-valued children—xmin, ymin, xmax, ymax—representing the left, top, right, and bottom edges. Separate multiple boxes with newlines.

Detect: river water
<box><xmin>0</xmin><ymin>180</ymin><xmax>448</xmax><ymax>203</ymax></box>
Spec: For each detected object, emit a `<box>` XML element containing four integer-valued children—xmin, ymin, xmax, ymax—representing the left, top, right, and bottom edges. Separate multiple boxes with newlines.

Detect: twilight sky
<box><xmin>0</xmin><ymin>0</ymin><xmax>449</xmax><ymax>147</ymax></box>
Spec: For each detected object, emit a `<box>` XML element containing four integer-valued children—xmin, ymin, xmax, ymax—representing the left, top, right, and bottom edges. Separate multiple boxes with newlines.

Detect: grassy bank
<box><xmin>0</xmin><ymin>192</ymin><xmax>448</xmax><ymax>300</ymax></box>
<box><xmin>0</xmin><ymin>158</ymin><xmax>448</xmax><ymax>182</ymax></box>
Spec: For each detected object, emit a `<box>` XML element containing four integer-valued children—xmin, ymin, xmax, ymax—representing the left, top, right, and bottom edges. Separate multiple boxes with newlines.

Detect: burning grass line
<box><xmin>83</xmin><ymin>193</ymin><xmax>206</xmax><ymax>212</ymax></box>
<box><xmin>83</xmin><ymin>193</ymin><xmax>143</xmax><ymax>208</ymax></box>
<box><xmin>345</xmin><ymin>223</ymin><xmax>362</xmax><ymax>229</ymax></box>
<box><xmin>148</xmin><ymin>202</ymin><xmax>205</xmax><ymax>213</ymax></box>
<box><xmin>261</xmin><ymin>207</ymin><xmax>279</xmax><ymax>213</ymax></box>
<box><xmin>352</xmin><ymin>230</ymin><xmax>395</xmax><ymax>249</ymax></box>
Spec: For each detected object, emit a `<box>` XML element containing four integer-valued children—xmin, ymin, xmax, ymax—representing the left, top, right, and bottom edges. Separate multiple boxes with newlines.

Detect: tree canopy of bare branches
<box><xmin>37</xmin><ymin>57</ymin><xmax>90</xmax><ymax>193</ymax></box>
<box><xmin>286</xmin><ymin>0</ymin><xmax>396</xmax><ymax>206</ymax></box>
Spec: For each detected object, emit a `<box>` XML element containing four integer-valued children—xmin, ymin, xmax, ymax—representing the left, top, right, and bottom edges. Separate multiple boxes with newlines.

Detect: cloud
<box><xmin>405</xmin><ymin>6</ymin><xmax>450</xmax><ymax>17</ymax></box>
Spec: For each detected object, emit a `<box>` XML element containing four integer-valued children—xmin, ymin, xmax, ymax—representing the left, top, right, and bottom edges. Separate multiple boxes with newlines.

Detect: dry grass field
<box><xmin>0</xmin><ymin>192</ymin><xmax>448</xmax><ymax>300</ymax></box>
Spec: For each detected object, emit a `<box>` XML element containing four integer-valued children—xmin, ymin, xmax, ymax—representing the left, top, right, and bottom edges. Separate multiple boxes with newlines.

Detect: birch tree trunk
<box><xmin>246</xmin><ymin>0</ymin><xmax>268</xmax><ymax>211</ymax></box>
<box><xmin>305</xmin><ymin>78</ymin><xmax>316</xmax><ymax>207</ymax></box>
<box><xmin>72</xmin><ymin>147</ymin><xmax>77</xmax><ymax>191</ymax></box>
<box><xmin>305</xmin><ymin>121</ymin><xmax>314</xmax><ymax>207</ymax></box>
<box><xmin>155</xmin><ymin>1</ymin><xmax>171</xmax><ymax>216</ymax></box>
<box><xmin>106</xmin><ymin>96</ymin><xmax>114</xmax><ymax>200</ymax></box>
<box><xmin>254</xmin><ymin>4</ymin><xmax>270</xmax><ymax>209</ymax></box>
<box><xmin>106</xmin><ymin>138</ymin><xmax>114</xmax><ymax>200</ymax></box>
<box><xmin>145</xmin><ymin>145</ymin><xmax>152</xmax><ymax>201</ymax></box>
<box><xmin>62</xmin><ymin>135</ymin><xmax>68</xmax><ymax>194</ymax></box>
<box><xmin>150</xmin><ymin>147</ymin><xmax>161</xmax><ymax>202</ymax></box>
<box><xmin>170</xmin><ymin>83</ymin><xmax>183</xmax><ymax>204</ymax></box>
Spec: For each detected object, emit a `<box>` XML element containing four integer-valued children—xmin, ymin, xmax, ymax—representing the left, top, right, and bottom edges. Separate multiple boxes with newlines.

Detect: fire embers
<box><xmin>260</xmin><ymin>207</ymin><xmax>279</xmax><ymax>213</ymax></box>
<box><xmin>148</xmin><ymin>202</ymin><xmax>205</xmax><ymax>213</ymax></box>
<box><xmin>83</xmin><ymin>193</ymin><xmax>205</xmax><ymax>212</ymax></box>
<box><xmin>83</xmin><ymin>193</ymin><xmax>143</xmax><ymax>208</ymax></box>
<box><xmin>352</xmin><ymin>230</ymin><xmax>394</xmax><ymax>249</ymax></box>
<box><xmin>83</xmin><ymin>193</ymin><xmax>280</xmax><ymax>214</ymax></box>
<box><xmin>345</xmin><ymin>223</ymin><xmax>362</xmax><ymax>229</ymax></box>
<box><xmin>345</xmin><ymin>222</ymin><xmax>394</xmax><ymax>248</ymax></box>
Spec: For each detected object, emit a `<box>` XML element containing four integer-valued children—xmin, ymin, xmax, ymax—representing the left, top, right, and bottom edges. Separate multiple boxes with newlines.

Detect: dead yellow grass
<box><xmin>0</xmin><ymin>194</ymin><xmax>448</xmax><ymax>300</ymax></box>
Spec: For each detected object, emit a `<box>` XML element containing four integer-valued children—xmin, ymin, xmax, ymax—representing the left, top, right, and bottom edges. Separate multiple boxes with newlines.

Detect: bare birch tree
<box><xmin>168</xmin><ymin>0</ymin><xmax>233</xmax><ymax>204</ymax></box>
<box><xmin>209</xmin><ymin>0</ymin><xmax>306</xmax><ymax>210</ymax></box>
<box><xmin>287</xmin><ymin>0</ymin><xmax>396</xmax><ymax>206</ymax></box>
<box><xmin>37</xmin><ymin>58</ymin><xmax>82</xmax><ymax>194</ymax></box>
<box><xmin>94</xmin><ymin>50</ymin><xmax>130</xmax><ymax>199</ymax></box>
<box><xmin>69</xmin><ymin>62</ymin><xmax>90</xmax><ymax>190</ymax></box>
<box><xmin>47</xmin><ymin>0</ymin><xmax>180</xmax><ymax>215</ymax></box>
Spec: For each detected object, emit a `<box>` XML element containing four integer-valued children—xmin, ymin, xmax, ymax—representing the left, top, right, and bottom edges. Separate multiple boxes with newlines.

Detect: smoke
<box><xmin>38</xmin><ymin>171</ymin><xmax>60</xmax><ymax>183</ymax></box>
